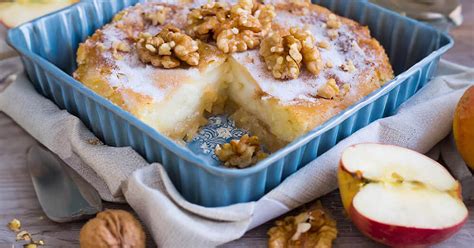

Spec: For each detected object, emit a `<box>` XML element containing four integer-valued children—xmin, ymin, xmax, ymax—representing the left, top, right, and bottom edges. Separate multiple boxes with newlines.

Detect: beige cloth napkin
<box><xmin>0</xmin><ymin>56</ymin><xmax>473</xmax><ymax>247</ymax></box>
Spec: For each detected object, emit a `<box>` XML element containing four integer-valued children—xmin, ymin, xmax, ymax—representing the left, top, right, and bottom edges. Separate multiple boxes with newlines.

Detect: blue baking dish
<box><xmin>7</xmin><ymin>0</ymin><xmax>453</xmax><ymax>206</ymax></box>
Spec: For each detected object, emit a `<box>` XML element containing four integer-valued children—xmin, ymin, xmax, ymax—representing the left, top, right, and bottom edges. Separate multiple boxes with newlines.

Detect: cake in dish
<box><xmin>74</xmin><ymin>3</ymin><xmax>229</xmax><ymax>140</ymax></box>
<box><xmin>74</xmin><ymin>0</ymin><xmax>393</xmax><ymax>161</ymax></box>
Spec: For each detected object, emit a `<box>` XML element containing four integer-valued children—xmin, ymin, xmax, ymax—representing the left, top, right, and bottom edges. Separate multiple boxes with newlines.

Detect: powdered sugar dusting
<box><xmin>93</xmin><ymin>2</ymin><xmax>195</xmax><ymax>102</ymax></box>
<box><xmin>100</xmin><ymin>26</ymin><xmax>125</xmax><ymax>48</ymax></box>
<box><xmin>108</xmin><ymin>55</ymin><xmax>169</xmax><ymax>101</ymax></box>
<box><xmin>85</xmin><ymin>1</ymin><xmax>383</xmax><ymax>106</ymax></box>
<box><xmin>233</xmin><ymin>6</ymin><xmax>378</xmax><ymax>105</ymax></box>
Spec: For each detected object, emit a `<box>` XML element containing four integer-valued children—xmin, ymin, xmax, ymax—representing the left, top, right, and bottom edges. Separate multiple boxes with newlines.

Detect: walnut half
<box><xmin>215</xmin><ymin>134</ymin><xmax>268</xmax><ymax>168</ymax></box>
<box><xmin>186</xmin><ymin>0</ymin><xmax>276</xmax><ymax>54</ymax></box>
<box><xmin>186</xmin><ymin>1</ymin><xmax>229</xmax><ymax>41</ymax></box>
<box><xmin>260</xmin><ymin>27</ymin><xmax>322</xmax><ymax>80</ymax></box>
<box><xmin>136</xmin><ymin>25</ymin><xmax>200</xmax><ymax>68</ymax></box>
<box><xmin>268</xmin><ymin>202</ymin><xmax>338</xmax><ymax>248</ymax></box>
<box><xmin>290</xmin><ymin>27</ymin><xmax>323</xmax><ymax>76</ymax></box>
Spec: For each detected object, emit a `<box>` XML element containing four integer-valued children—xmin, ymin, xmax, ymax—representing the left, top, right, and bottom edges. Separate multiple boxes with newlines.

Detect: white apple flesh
<box><xmin>338</xmin><ymin>144</ymin><xmax>468</xmax><ymax>247</ymax></box>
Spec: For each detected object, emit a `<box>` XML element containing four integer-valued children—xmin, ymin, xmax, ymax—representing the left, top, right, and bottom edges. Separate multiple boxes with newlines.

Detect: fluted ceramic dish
<box><xmin>7</xmin><ymin>0</ymin><xmax>453</xmax><ymax>206</ymax></box>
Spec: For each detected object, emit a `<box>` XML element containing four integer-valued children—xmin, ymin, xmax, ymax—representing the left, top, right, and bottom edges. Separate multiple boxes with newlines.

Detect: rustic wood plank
<box><xmin>224</xmin><ymin>192</ymin><xmax>474</xmax><ymax>248</ymax></box>
<box><xmin>0</xmin><ymin>0</ymin><xmax>473</xmax><ymax>246</ymax></box>
<box><xmin>0</xmin><ymin>113</ymin><xmax>154</xmax><ymax>247</ymax></box>
<box><xmin>443</xmin><ymin>0</ymin><xmax>474</xmax><ymax>66</ymax></box>
<box><xmin>0</xmin><ymin>110</ymin><xmax>473</xmax><ymax>247</ymax></box>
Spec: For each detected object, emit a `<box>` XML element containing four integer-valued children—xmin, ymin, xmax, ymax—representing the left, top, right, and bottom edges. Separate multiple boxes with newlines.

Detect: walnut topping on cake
<box><xmin>260</xmin><ymin>27</ymin><xmax>322</xmax><ymax>80</ymax></box>
<box><xmin>268</xmin><ymin>202</ymin><xmax>337</xmax><ymax>248</ymax></box>
<box><xmin>143</xmin><ymin>5</ymin><xmax>171</xmax><ymax>26</ymax></box>
<box><xmin>111</xmin><ymin>41</ymin><xmax>131</xmax><ymax>60</ymax></box>
<box><xmin>341</xmin><ymin>59</ymin><xmax>356</xmax><ymax>73</ymax></box>
<box><xmin>325</xmin><ymin>61</ymin><xmax>334</xmax><ymax>68</ymax></box>
<box><xmin>259</xmin><ymin>32</ymin><xmax>300</xmax><ymax>79</ymax></box>
<box><xmin>186</xmin><ymin>2</ymin><xmax>228</xmax><ymax>41</ymax></box>
<box><xmin>326</xmin><ymin>14</ymin><xmax>341</xmax><ymax>29</ymax></box>
<box><xmin>317</xmin><ymin>79</ymin><xmax>351</xmax><ymax>99</ymax></box>
<box><xmin>215</xmin><ymin>134</ymin><xmax>268</xmax><ymax>168</ymax></box>
<box><xmin>317</xmin><ymin>41</ymin><xmax>330</xmax><ymax>49</ymax></box>
<box><xmin>327</xmin><ymin>29</ymin><xmax>339</xmax><ymax>40</ymax></box>
<box><xmin>324</xmin><ymin>14</ymin><xmax>342</xmax><ymax>41</ymax></box>
<box><xmin>112</xmin><ymin>10</ymin><xmax>128</xmax><ymax>22</ymax></box>
<box><xmin>216</xmin><ymin>27</ymin><xmax>261</xmax><ymax>53</ymax></box>
<box><xmin>186</xmin><ymin>0</ymin><xmax>276</xmax><ymax>53</ymax></box>
<box><xmin>317</xmin><ymin>78</ymin><xmax>339</xmax><ymax>99</ymax></box>
<box><xmin>290</xmin><ymin>27</ymin><xmax>323</xmax><ymax>76</ymax></box>
<box><xmin>136</xmin><ymin>25</ymin><xmax>199</xmax><ymax>68</ymax></box>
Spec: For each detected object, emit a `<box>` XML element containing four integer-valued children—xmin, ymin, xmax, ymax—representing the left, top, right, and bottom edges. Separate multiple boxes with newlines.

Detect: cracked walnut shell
<box><xmin>136</xmin><ymin>25</ymin><xmax>200</xmax><ymax>68</ymax></box>
<box><xmin>260</xmin><ymin>27</ymin><xmax>322</xmax><ymax>80</ymax></box>
<box><xmin>80</xmin><ymin>209</ymin><xmax>145</xmax><ymax>248</ymax></box>
<box><xmin>215</xmin><ymin>134</ymin><xmax>268</xmax><ymax>168</ymax></box>
<box><xmin>268</xmin><ymin>202</ymin><xmax>337</xmax><ymax>248</ymax></box>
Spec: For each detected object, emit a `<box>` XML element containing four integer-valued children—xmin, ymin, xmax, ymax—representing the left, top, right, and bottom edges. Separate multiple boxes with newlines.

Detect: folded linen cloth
<box><xmin>0</xmin><ymin>56</ymin><xmax>473</xmax><ymax>247</ymax></box>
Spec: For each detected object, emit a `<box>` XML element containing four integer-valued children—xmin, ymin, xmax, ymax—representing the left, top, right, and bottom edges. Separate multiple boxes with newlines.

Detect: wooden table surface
<box><xmin>1</xmin><ymin>1</ymin><xmax>473</xmax><ymax>247</ymax></box>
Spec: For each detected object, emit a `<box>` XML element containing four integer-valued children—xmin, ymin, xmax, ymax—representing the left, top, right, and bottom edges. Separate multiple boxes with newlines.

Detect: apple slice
<box><xmin>338</xmin><ymin>143</ymin><xmax>468</xmax><ymax>247</ymax></box>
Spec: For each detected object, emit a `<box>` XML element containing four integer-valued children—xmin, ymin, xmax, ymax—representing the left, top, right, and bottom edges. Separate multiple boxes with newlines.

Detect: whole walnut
<box><xmin>80</xmin><ymin>209</ymin><xmax>146</xmax><ymax>248</ymax></box>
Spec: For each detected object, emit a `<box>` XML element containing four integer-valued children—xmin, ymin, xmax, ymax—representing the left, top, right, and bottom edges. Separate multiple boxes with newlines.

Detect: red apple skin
<box><xmin>349</xmin><ymin>204</ymin><xmax>468</xmax><ymax>248</ymax></box>
<box><xmin>339</xmin><ymin>143</ymin><xmax>468</xmax><ymax>247</ymax></box>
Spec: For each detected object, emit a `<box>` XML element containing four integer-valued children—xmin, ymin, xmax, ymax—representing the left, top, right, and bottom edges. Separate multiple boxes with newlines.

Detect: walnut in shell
<box><xmin>215</xmin><ymin>134</ymin><xmax>268</xmax><ymax>168</ymax></box>
<box><xmin>268</xmin><ymin>202</ymin><xmax>337</xmax><ymax>248</ymax></box>
<box><xmin>79</xmin><ymin>209</ymin><xmax>145</xmax><ymax>248</ymax></box>
<box><xmin>136</xmin><ymin>25</ymin><xmax>200</xmax><ymax>68</ymax></box>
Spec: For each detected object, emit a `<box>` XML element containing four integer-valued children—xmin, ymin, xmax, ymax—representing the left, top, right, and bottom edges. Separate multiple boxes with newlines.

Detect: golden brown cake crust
<box><xmin>74</xmin><ymin>0</ymin><xmax>393</xmax><ymax>145</ymax></box>
<box><xmin>286</xmin><ymin>2</ymin><xmax>393</xmax><ymax>136</ymax></box>
<box><xmin>73</xmin><ymin>2</ymin><xmax>227</xmax><ymax>139</ymax></box>
<box><xmin>230</xmin><ymin>2</ymin><xmax>393</xmax><ymax>142</ymax></box>
<box><xmin>287</xmin><ymin>1</ymin><xmax>393</xmax><ymax>140</ymax></box>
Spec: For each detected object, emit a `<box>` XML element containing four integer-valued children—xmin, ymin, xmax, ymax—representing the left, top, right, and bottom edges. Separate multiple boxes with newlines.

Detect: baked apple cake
<box><xmin>74</xmin><ymin>0</ymin><xmax>393</xmax><ymax>164</ymax></box>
